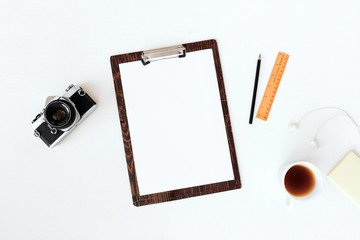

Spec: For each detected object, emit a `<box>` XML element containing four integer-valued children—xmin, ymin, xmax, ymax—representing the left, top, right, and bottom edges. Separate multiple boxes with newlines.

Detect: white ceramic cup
<box><xmin>281</xmin><ymin>161</ymin><xmax>322</xmax><ymax>206</ymax></box>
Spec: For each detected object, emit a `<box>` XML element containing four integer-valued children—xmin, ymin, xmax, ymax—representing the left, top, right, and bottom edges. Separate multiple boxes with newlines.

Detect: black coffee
<box><xmin>284</xmin><ymin>165</ymin><xmax>315</xmax><ymax>197</ymax></box>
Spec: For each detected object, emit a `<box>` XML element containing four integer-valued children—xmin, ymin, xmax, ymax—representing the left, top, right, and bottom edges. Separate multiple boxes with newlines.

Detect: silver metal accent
<box><xmin>141</xmin><ymin>45</ymin><xmax>186</xmax><ymax>64</ymax></box>
<box><xmin>63</xmin><ymin>85</ymin><xmax>80</xmax><ymax>98</ymax></box>
<box><xmin>78</xmin><ymin>89</ymin><xmax>85</xmax><ymax>96</ymax></box>
<box><xmin>50</xmin><ymin>128</ymin><xmax>57</xmax><ymax>134</ymax></box>
<box><xmin>32</xmin><ymin>113</ymin><xmax>42</xmax><ymax>124</ymax></box>
<box><xmin>65</xmin><ymin>84</ymin><xmax>74</xmax><ymax>92</ymax></box>
<box><xmin>45</xmin><ymin>96</ymin><xmax>57</xmax><ymax>105</ymax></box>
<box><xmin>34</xmin><ymin>130</ymin><xmax>40</xmax><ymax>137</ymax></box>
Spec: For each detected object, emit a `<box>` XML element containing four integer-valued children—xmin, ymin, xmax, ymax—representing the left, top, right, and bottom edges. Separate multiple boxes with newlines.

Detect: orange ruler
<box><xmin>256</xmin><ymin>52</ymin><xmax>289</xmax><ymax>121</ymax></box>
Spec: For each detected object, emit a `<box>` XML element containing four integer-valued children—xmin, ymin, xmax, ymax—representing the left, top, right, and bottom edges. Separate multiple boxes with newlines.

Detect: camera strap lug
<box><xmin>78</xmin><ymin>88</ymin><xmax>86</xmax><ymax>96</ymax></box>
<box><xmin>34</xmin><ymin>130</ymin><xmax>40</xmax><ymax>137</ymax></box>
<box><xmin>50</xmin><ymin>127</ymin><xmax>57</xmax><ymax>135</ymax></box>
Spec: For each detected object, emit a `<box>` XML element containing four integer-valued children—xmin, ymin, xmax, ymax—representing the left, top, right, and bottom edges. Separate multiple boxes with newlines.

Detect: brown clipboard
<box><xmin>110</xmin><ymin>39</ymin><xmax>241</xmax><ymax>206</ymax></box>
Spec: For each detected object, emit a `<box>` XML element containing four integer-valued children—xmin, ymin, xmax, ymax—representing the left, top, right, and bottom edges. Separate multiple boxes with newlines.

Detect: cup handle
<box><xmin>286</xmin><ymin>196</ymin><xmax>294</xmax><ymax>208</ymax></box>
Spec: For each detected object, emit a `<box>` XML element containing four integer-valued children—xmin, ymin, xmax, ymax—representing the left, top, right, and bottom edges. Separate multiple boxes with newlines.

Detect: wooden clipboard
<box><xmin>110</xmin><ymin>39</ymin><xmax>241</xmax><ymax>206</ymax></box>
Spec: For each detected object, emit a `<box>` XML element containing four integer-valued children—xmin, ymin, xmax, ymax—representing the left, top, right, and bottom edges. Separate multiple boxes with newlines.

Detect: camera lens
<box><xmin>52</xmin><ymin>109</ymin><xmax>66</xmax><ymax>122</ymax></box>
<box><xmin>44</xmin><ymin>100</ymin><xmax>75</xmax><ymax>129</ymax></box>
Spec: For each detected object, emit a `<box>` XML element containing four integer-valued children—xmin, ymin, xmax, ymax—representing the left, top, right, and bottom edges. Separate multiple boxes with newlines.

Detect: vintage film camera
<box><xmin>31</xmin><ymin>84</ymin><xmax>96</xmax><ymax>147</ymax></box>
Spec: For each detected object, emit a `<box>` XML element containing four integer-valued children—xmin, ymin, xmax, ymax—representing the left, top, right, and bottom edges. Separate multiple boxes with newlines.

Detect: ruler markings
<box><xmin>256</xmin><ymin>52</ymin><xmax>289</xmax><ymax>121</ymax></box>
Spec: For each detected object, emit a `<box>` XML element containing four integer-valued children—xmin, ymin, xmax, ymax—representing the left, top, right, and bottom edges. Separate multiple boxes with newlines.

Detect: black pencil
<box><xmin>249</xmin><ymin>54</ymin><xmax>261</xmax><ymax>124</ymax></box>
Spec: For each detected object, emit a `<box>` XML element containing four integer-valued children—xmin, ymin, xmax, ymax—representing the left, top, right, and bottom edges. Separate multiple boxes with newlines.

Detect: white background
<box><xmin>0</xmin><ymin>0</ymin><xmax>360</xmax><ymax>239</ymax></box>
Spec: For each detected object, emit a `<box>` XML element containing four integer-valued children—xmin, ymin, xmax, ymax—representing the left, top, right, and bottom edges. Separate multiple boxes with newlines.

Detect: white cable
<box><xmin>289</xmin><ymin>106</ymin><xmax>359</xmax><ymax>131</ymax></box>
<box><xmin>298</xmin><ymin>107</ymin><xmax>355</xmax><ymax>127</ymax></box>
<box><xmin>313</xmin><ymin>114</ymin><xmax>360</xmax><ymax>141</ymax></box>
<box><xmin>290</xmin><ymin>106</ymin><xmax>360</xmax><ymax>148</ymax></box>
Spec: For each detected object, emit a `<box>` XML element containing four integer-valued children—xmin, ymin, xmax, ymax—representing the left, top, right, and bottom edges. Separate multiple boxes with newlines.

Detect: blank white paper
<box><xmin>119</xmin><ymin>49</ymin><xmax>234</xmax><ymax>195</ymax></box>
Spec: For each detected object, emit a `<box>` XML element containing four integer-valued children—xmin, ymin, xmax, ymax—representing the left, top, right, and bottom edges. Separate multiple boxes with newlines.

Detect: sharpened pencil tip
<box><xmin>258</xmin><ymin>54</ymin><xmax>261</xmax><ymax>60</ymax></box>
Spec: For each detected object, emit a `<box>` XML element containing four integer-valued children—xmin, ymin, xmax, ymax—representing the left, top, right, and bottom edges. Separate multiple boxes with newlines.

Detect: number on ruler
<box><xmin>256</xmin><ymin>52</ymin><xmax>289</xmax><ymax>121</ymax></box>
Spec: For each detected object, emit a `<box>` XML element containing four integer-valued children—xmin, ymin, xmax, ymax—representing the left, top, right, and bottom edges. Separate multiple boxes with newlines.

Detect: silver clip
<box><xmin>141</xmin><ymin>45</ymin><xmax>186</xmax><ymax>65</ymax></box>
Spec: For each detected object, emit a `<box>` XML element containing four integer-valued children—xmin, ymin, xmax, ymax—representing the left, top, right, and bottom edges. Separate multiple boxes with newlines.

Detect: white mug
<box><xmin>281</xmin><ymin>161</ymin><xmax>322</xmax><ymax>206</ymax></box>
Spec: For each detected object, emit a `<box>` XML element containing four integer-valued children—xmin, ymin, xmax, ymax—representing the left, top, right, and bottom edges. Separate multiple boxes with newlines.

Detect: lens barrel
<box><xmin>44</xmin><ymin>99</ymin><xmax>76</xmax><ymax>129</ymax></box>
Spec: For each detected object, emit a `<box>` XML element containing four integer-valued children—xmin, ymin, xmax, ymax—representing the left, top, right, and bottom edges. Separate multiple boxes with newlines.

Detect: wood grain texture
<box><xmin>110</xmin><ymin>39</ymin><xmax>241</xmax><ymax>206</ymax></box>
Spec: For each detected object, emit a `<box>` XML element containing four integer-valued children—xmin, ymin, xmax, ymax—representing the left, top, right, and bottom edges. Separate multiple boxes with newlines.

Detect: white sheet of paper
<box><xmin>119</xmin><ymin>49</ymin><xmax>234</xmax><ymax>195</ymax></box>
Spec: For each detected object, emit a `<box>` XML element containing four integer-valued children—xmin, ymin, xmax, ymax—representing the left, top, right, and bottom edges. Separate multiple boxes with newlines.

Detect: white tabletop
<box><xmin>1</xmin><ymin>0</ymin><xmax>360</xmax><ymax>239</ymax></box>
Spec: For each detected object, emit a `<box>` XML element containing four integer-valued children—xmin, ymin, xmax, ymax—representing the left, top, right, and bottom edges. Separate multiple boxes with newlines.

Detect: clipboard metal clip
<box><xmin>141</xmin><ymin>45</ymin><xmax>186</xmax><ymax>65</ymax></box>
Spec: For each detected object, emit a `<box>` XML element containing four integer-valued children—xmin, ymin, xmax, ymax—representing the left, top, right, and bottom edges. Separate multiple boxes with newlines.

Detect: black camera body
<box><xmin>31</xmin><ymin>84</ymin><xmax>96</xmax><ymax>147</ymax></box>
